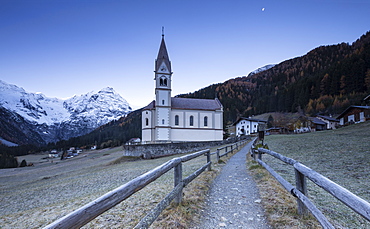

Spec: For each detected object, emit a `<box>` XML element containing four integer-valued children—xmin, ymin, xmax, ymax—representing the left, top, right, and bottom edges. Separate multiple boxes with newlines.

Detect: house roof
<box><xmin>337</xmin><ymin>106</ymin><xmax>370</xmax><ymax>119</ymax></box>
<box><xmin>317</xmin><ymin>115</ymin><xmax>339</xmax><ymax>122</ymax></box>
<box><xmin>143</xmin><ymin>97</ymin><xmax>223</xmax><ymax>111</ymax></box>
<box><xmin>233</xmin><ymin>117</ymin><xmax>267</xmax><ymax>126</ymax></box>
<box><xmin>309</xmin><ymin>117</ymin><xmax>326</xmax><ymax>125</ymax></box>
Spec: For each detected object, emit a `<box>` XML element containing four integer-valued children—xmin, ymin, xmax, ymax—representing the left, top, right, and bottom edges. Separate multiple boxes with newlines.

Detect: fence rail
<box><xmin>252</xmin><ymin>140</ymin><xmax>370</xmax><ymax>228</ymax></box>
<box><xmin>213</xmin><ymin>140</ymin><xmax>248</xmax><ymax>160</ymax></box>
<box><xmin>44</xmin><ymin>140</ymin><xmax>247</xmax><ymax>229</ymax></box>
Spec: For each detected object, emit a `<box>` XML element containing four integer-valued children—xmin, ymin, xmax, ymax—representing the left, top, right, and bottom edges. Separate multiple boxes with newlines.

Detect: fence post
<box><xmin>216</xmin><ymin>149</ymin><xmax>220</xmax><ymax>161</ymax></box>
<box><xmin>258</xmin><ymin>150</ymin><xmax>262</xmax><ymax>160</ymax></box>
<box><xmin>295</xmin><ymin>168</ymin><xmax>308</xmax><ymax>215</ymax></box>
<box><xmin>174</xmin><ymin>163</ymin><xmax>183</xmax><ymax>204</ymax></box>
<box><xmin>206</xmin><ymin>151</ymin><xmax>211</xmax><ymax>171</ymax></box>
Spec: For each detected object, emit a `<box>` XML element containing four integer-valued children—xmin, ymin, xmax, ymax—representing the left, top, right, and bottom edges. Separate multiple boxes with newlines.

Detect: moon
<box><xmin>262</xmin><ymin>8</ymin><xmax>265</xmax><ymax>11</ymax></box>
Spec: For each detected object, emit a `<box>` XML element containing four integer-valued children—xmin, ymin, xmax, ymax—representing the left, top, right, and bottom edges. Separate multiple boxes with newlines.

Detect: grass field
<box><xmin>0</xmin><ymin>143</ymin><xmax>237</xmax><ymax>228</ymax></box>
<box><xmin>260</xmin><ymin>121</ymin><xmax>370</xmax><ymax>228</ymax></box>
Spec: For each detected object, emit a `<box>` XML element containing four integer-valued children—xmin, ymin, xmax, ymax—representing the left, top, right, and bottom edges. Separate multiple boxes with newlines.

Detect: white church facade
<box><xmin>142</xmin><ymin>34</ymin><xmax>223</xmax><ymax>143</ymax></box>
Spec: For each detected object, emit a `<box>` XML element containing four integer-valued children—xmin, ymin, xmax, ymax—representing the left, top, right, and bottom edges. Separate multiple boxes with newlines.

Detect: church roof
<box><xmin>172</xmin><ymin>98</ymin><xmax>222</xmax><ymax>110</ymax></box>
<box><xmin>155</xmin><ymin>36</ymin><xmax>171</xmax><ymax>72</ymax></box>
<box><xmin>142</xmin><ymin>98</ymin><xmax>223</xmax><ymax>111</ymax></box>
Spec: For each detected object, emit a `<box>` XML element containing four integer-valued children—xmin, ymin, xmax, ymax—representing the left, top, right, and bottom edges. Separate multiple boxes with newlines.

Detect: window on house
<box><xmin>145</xmin><ymin>118</ymin><xmax>149</xmax><ymax>126</ymax></box>
<box><xmin>175</xmin><ymin>115</ymin><xmax>179</xmax><ymax>125</ymax></box>
<box><xmin>204</xmin><ymin>116</ymin><xmax>208</xmax><ymax>126</ymax></box>
<box><xmin>190</xmin><ymin>116</ymin><xmax>194</xmax><ymax>126</ymax></box>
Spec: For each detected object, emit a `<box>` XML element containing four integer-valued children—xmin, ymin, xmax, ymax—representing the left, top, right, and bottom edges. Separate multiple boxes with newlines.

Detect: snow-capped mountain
<box><xmin>0</xmin><ymin>80</ymin><xmax>132</xmax><ymax>145</ymax></box>
<box><xmin>248</xmin><ymin>64</ymin><xmax>276</xmax><ymax>76</ymax></box>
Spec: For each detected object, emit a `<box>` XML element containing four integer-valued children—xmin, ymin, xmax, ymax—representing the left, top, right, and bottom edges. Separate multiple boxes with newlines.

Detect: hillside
<box><xmin>8</xmin><ymin>31</ymin><xmax>370</xmax><ymax>152</ymax></box>
<box><xmin>262</xmin><ymin>121</ymin><xmax>370</xmax><ymax>228</ymax></box>
<box><xmin>179</xmin><ymin>31</ymin><xmax>370</xmax><ymax>124</ymax></box>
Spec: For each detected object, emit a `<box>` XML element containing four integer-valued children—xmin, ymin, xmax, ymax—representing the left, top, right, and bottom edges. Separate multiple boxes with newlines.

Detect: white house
<box><xmin>234</xmin><ymin>117</ymin><xmax>267</xmax><ymax>137</ymax></box>
<box><xmin>316</xmin><ymin>115</ymin><xmax>339</xmax><ymax>130</ymax></box>
<box><xmin>142</xmin><ymin>34</ymin><xmax>223</xmax><ymax>143</ymax></box>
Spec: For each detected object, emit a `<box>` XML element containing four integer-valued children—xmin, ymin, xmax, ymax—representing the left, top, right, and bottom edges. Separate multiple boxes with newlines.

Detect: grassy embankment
<box><xmin>248</xmin><ymin>121</ymin><xmax>370</xmax><ymax>228</ymax></box>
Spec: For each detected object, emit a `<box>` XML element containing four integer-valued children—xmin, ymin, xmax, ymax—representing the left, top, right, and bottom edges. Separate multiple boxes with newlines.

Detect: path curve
<box><xmin>193</xmin><ymin>141</ymin><xmax>271</xmax><ymax>228</ymax></box>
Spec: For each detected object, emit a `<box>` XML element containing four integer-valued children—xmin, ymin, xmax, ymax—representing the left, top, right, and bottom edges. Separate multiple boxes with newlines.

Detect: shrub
<box><xmin>20</xmin><ymin>159</ymin><xmax>27</xmax><ymax>167</ymax></box>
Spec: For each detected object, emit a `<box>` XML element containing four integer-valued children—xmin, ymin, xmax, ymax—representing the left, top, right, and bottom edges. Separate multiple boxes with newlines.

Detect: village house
<box><xmin>308</xmin><ymin>117</ymin><xmax>327</xmax><ymax>131</ymax></box>
<box><xmin>337</xmin><ymin>105</ymin><xmax>370</xmax><ymax>125</ymax></box>
<box><xmin>142</xmin><ymin>34</ymin><xmax>223</xmax><ymax>143</ymax></box>
<box><xmin>316</xmin><ymin>115</ymin><xmax>339</xmax><ymax>130</ymax></box>
<box><xmin>233</xmin><ymin>117</ymin><xmax>267</xmax><ymax>137</ymax></box>
<box><xmin>127</xmin><ymin>138</ymin><xmax>141</xmax><ymax>145</ymax></box>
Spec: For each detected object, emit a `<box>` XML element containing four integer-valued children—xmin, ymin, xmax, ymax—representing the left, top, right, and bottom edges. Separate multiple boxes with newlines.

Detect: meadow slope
<box><xmin>262</xmin><ymin>121</ymin><xmax>370</xmax><ymax>228</ymax></box>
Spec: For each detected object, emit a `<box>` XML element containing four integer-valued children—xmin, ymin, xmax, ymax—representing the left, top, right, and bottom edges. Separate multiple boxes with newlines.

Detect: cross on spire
<box><xmin>162</xmin><ymin>26</ymin><xmax>165</xmax><ymax>37</ymax></box>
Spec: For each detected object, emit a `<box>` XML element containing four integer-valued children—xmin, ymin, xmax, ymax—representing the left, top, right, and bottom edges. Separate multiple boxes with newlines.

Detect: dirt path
<box><xmin>193</xmin><ymin>142</ymin><xmax>271</xmax><ymax>229</ymax></box>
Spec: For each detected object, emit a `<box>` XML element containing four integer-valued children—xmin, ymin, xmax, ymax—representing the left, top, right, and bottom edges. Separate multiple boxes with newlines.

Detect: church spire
<box><xmin>155</xmin><ymin>30</ymin><xmax>171</xmax><ymax>73</ymax></box>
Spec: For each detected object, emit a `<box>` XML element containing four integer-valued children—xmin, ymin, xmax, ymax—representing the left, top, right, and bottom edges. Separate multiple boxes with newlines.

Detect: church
<box><xmin>142</xmin><ymin>34</ymin><xmax>223</xmax><ymax>143</ymax></box>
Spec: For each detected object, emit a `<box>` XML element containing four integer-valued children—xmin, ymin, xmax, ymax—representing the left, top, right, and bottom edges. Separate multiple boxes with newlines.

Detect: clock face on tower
<box><xmin>160</xmin><ymin>67</ymin><xmax>166</xmax><ymax>72</ymax></box>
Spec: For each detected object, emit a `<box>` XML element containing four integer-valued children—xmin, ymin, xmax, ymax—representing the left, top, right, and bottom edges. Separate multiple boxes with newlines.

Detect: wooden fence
<box><xmin>43</xmin><ymin>140</ymin><xmax>247</xmax><ymax>229</ymax></box>
<box><xmin>214</xmin><ymin>140</ymin><xmax>247</xmax><ymax>160</ymax></box>
<box><xmin>251</xmin><ymin>139</ymin><xmax>370</xmax><ymax>229</ymax></box>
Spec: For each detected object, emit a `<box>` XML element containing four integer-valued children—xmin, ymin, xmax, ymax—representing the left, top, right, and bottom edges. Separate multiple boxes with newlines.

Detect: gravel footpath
<box><xmin>193</xmin><ymin>142</ymin><xmax>271</xmax><ymax>229</ymax></box>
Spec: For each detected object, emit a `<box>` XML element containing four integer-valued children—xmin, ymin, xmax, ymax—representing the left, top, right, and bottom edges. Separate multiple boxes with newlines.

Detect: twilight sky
<box><xmin>1</xmin><ymin>0</ymin><xmax>369</xmax><ymax>109</ymax></box>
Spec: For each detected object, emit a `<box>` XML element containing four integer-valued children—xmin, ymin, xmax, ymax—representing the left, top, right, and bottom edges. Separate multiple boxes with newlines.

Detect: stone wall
<box><xmin>122</xmin><ymin>137</ymin><xmax>250</xmax><ymax>159</ymax></box>
<box><xmin>123</xmin><ymin>141</ymin><xmax>222</xmax><ymax>159</ymax></box>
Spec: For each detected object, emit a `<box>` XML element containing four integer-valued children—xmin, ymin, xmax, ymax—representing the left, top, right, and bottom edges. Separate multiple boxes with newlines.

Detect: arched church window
<box><xmin>162</xmin><ymin>100</ymin><xmax>165</xmax><ymax>105</ymax></box>
<box><xmin>190</xmin><ymin>116</ymin><xmax>194</xmax><ymax>126</ymax></box>
<box><xmin>163</xmin><ymin>78</ymin><xmax>167</xmax><ymax>86</ymax></box>
<box><xmin>160</xmin><ymin>78</ymin><xmax>164</xmax><ymax>86</ymax></box>
<box><xmin>162</xmin><ymin>119</ymin><xmax>165</xmax><ymax>125</ymax></box>
<box><xmin>145</xmin><ymin>118</ymin><xmax>149</xmax><ymax>126</ymax></box>
<box><xmin>175</xmin><ymin>115</ymin><xmax>179</xmax><ymax>125</ymax></box>
<box><xmin>204</xmin><ymin>116</ymin><xmax>208</xmax><ymax>127</ymax></box>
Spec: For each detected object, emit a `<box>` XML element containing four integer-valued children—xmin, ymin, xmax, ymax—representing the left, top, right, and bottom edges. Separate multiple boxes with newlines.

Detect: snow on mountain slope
<box><xmin>0</xmin><ymin>80</ymin><xmax>132</xmax><ymax>144</ymax></box>
<box><xmin>64</xmin><ymin>87</ymin><xmax>131</xmax><ymax>126</ymax></box>
<box><xmin>0</xmin><ymin>80</ymin><xmax>70</xmax><ymax>125</ymax></box>
<box><xmin>248</xmin><ymin>64</ymin><xmax>276</xmax><ymax>76</ymax></box>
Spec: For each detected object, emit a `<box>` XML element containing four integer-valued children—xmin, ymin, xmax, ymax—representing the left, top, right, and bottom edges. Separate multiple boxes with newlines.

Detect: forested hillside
<box><xmin>56</xmin><ymin>31</ymin><xmax>370</xmax><ymax>149</ymax></box>
<box><xmin>178</xmin><ymin>31</ymin><xmax>370</xmax><ymax>124</ymax></box>
<box><xmin>4</xmin><ymin>31</ymin><xmax>370</xmax><ymax>154</ymax></box>
<box><xmin>48</xmin><ymin>109</ymin><xmax>142</xmax><ymax>150</ymax></box>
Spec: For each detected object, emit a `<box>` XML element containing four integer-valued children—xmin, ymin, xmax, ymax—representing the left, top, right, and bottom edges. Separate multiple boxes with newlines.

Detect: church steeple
<box><xmin>155</xmin><ymin>33</ymin><xmax>171</xmax><ymax>73</ymax></box>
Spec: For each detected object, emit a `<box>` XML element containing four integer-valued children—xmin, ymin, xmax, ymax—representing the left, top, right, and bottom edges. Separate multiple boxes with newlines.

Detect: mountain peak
<box><xmin>0</xmin><ymin>80</ymin><xmax>132</xmax><ymax>145</ymax></box>
<box><xmin>98</xmin><ymin>87</ymin><xmax>115</xmax><ymax>94</ymax></box>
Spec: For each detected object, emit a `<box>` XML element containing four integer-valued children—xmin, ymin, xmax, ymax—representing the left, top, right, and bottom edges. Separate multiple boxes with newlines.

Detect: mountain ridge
<box><xmin>0</xmin><ymin>80</ymin><xmax>132</xmax><ymax>146</ymax></box>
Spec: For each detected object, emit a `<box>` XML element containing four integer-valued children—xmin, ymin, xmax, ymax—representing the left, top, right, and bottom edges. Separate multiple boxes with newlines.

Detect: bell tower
<box><xmin>154</xmin><ymin>30</ymin><xmax>172</xmax><ymax>141</ymax></box>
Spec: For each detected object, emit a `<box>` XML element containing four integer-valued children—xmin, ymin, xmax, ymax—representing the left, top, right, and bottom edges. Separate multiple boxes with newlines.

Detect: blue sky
<box><xmin>1</xmin><ymin>0</ymin><xmax>369</xmax><ymax>109</ymax></box>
